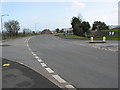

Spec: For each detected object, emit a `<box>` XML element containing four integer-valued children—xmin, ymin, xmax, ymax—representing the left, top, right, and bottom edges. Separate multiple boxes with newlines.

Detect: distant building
<box><xmin>62</xmin><ymin>28</ymin><xmax>73</xmax><ymax>31</ymax></box>
<box><xmin>108</xmin><ymin>25</ymin><xmax>120</xmax><ymax>30</ymax></box>
<box><xmin>41</xmin><ymin>29</ymin><xmax>52</xmax><ymax>34</ymax></box>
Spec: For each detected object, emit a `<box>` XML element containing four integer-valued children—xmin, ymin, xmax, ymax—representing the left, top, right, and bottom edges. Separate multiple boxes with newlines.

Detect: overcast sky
<box><xmin>1</xmin><ymin>0</ymin><xmax>119</xmax><ymax>31</ymax></box>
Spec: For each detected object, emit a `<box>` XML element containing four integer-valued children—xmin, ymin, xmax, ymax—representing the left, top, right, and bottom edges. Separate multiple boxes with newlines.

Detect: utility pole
<box><xmin>1</xmin><ymin>14</ymin><xmax>9</xmax><ymax>32</ymax></box>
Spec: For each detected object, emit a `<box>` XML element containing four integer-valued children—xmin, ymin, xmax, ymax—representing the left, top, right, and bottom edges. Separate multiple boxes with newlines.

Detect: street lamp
<box><xmin>1</xmin><ymin>14</ymin><xmax>9</xmax><ymax>32</ymax></box>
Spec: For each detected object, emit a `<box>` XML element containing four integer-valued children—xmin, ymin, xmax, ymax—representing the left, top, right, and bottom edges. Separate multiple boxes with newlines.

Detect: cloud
<box><xmin>72</xmin><ymin>0</ymin><xmax>85</xmax><ymax>8</ymax></box>
<box><xmin>70</xmin><ymin>0</ymin><xmax>85</xmax><ymax>12</ymax></box>
<box><xmin>1</xmin><ymin>0</ymin><xmax>119</xmax><ymax>2</ymax></box>
<box><xmin>93</xmin><ymin>16</ymin><xmax>108</xmax><ymax>22</ymax></box>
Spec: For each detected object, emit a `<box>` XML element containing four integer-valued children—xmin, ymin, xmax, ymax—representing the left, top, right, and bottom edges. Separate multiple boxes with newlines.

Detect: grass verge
<box><xmin>55</xmin><ymin>30</ymin><xmax>119</xmax><ymax>40</ymax></box>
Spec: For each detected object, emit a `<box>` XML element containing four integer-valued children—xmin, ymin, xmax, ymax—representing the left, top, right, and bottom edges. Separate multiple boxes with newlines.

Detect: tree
<box><xmin>71</xmin><ymin>16</ymin><xmax>82</xmax><ymax>28</ymax></box>
<box><xmin>23</xmin><ymin>28</ymin><xmax>32</xmax><ymax>34</ymax></box>
<box><xmin>23</xmin><ymin>28</ymin><xmax>32</xmax><ymax>36</ymax></box>
<box><xmin>55</xmin><ymin>28</ymin><xmax>60</xmax><ymax>33</ymax></box>
<box><xmin>4</xmin><ymin>20</ymin><xmax>20</xmax><ymax>37</ymax></box>
<box><xmin>81</xmin><ymin>21</ymin><xmax>91</xmax><ymax>33</ymax></box>
<box><xmin>71</xmin><ymin>16</ymin><xmax>82</xmax><ymax>36</ymax></box>
<box><xmin>92</xmin><ymin>21</ymin><xmax>109</xmax><ymax>31</ymax></box>
<box><xmin>60</xmin><ymin>29</ymin><xmax>64</xmax><ymax>33</ymax></box>
<box><xmin>71</xmin><ymin>16</ymin><xmax>90</xmax><ymax>36</ymax></box>
<box><xmin>74</xmin><ymin>24</ymin><xmax>83</xmax><ymax>36</ymax></box>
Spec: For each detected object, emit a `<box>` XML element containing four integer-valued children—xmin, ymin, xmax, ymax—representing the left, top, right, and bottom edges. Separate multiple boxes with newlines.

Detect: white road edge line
<box><xmin>52</xmin><ymin>75</ymin><xmax>66</xmax><ymax>83</ymax></box>
<box><xmin>24</xmin><ymin>38</ymin><xmax>28</xmax><ymax>44</ymax></box>
<box><xmin>45</xmin><ymin>68</ymin><xmax>54</xmax><ymax>73</ymax></box>
<box><xmin>65</xmin><ymin>85</ymin><xmax>75</xmax><ymax>88</ymax></box>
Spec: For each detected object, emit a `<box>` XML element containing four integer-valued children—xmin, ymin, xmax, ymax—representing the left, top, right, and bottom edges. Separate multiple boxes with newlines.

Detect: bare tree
<box><xmin>4</xmin><ymin>20</ymin><xmax>20</xmax><ymax>37</ymax></box>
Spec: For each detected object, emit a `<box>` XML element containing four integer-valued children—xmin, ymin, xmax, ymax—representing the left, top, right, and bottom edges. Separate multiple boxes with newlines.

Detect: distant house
<box><xmin>62</xmin><ymin>28</ymin><xmax>73</xmax><ymax>31</ymax></box>
<box><xmin>109</xmin><ymin>25</ymin><xmax>120</xmax><ymax>30</ymax></box>
<box><xmin>61</xmin><ymin>28</ymin><xmax>73</xmax><ymax>33</ymax></box>
<box><xmin>41</xmin><ymin>29</ymin><xmax>52</xmax><ymax>34</ymax></box>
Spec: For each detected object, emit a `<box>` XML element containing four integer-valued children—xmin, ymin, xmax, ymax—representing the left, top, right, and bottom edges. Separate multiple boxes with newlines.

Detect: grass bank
<box><xmin>55</xmin><ymin>33</ymin><xmax>89</xmax><ymax>39</ymax></box>
<box><xmin>92</xmin><ymin>30</ymin><xmax>119</xmax><ymax>40</ymax></box>
<box><xmin>2</xmin><ymin>34</ymin><xmax>38</xmax><ymax>41</ymax></box>
<box><xmin>55</xmin><ymin>30</ymin><xmax>119</xmax><ymax>40</ymax></box>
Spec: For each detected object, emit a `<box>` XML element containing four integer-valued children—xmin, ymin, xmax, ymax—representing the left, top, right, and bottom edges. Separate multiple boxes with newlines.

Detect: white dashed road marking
<box><xmin>32</xmin><ymin>53</ymin><xmax>36</xmax><ymax>56</ymax></box>
<box><xmin>45</xmin><ymin>68</ymin><xmax>54</xmax><ymax>73</ymax></box>
<box><xmin>52</xmin><ymin>75</ymin><xmax>66</xmax><ymax>83</ymax></box>
<box><xmin>41</xmin><ymin>63</ymin><xmax>47</xmax><ymax>67</ymax></box>
<box><xmin>37</xmin><ymin>59</ymin><xmax>42</xmax><ymax>62</ymax></box>
<box><xmin>26</xmin><ymin>36</ymin><xmax>76</xmax><ymax>89</ymax></box>
<box><xmin>65</xmin><ymin>85</ymin><xmax>75</xmax><ymax>88</ymax></box>
<box><xmin>35</xmin><ymin>56</ymin><xmax>39</xmax><ymax>59</ymax></box>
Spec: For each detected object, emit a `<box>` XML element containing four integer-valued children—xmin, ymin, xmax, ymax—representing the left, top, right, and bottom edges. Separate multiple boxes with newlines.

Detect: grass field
<box><xmin>99</xmin><ymin>30</ymin><xmax>119</xmax><ymax>40</ymax></box>
<box><xmin>55</xmin><ymin>30</ymin><xmax>119</xmax><ymax>40</ymax></box>
<box><xmin>55</xmin><ymin>33</ymin><xmax>89</xmax><ymax>39</ymax></box>
<box><xmin>2</xmin><ymin>33</ymin><xmax>38</xmax><ymax>40</ymax></box>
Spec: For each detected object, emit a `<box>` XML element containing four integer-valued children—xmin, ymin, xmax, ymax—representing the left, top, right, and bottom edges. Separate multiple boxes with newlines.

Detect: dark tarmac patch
<box><xmin>2</xmin><ymin>58</ymin><xmax>61</xmax><ymax>89</ymax></box>
<box><xmin>0</xmin><ymin>44</ymin><xmax>11</xmax><ymax>47</ymax></box>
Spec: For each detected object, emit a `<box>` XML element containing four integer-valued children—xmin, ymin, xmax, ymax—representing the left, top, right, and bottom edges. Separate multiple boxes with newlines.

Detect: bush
<box><xmin>92</xmin><ymin>30</ymin><xmax>118</xmax><ymax>39</ymax></box>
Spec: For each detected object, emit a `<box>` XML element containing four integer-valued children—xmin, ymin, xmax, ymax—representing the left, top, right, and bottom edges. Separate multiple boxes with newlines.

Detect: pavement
<box><xmin>2</xmin><ymin>35</ymin><xmax>118</xmax><ymax>89</ymax></box>
<box><xmin>2</xmin><ymin>58</ymin><xmax>61</xmax><ymax>89</ymax></box>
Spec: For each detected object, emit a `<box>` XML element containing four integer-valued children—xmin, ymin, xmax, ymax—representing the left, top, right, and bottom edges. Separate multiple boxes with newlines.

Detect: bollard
<box><xmin>103</xmin><ymin>37</ymin><xmax>106</xmax><ymax>42</ymax></box>
<box><xmin>91</xmin><ymin>37</ymin><xmax>94</xmax><ymax>42</ymax></box>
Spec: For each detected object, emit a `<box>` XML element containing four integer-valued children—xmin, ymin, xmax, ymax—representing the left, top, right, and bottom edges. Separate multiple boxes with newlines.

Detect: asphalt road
<box><xmin>2</xmin><ymin>37</ymin><xmax>65</xmax><ymax>88</ymax></box>
<box><xmin>2</xmin><ymin>58</ymin><xmax>60</xmax><ymax>88</ymax></box>
<box><xmin>29</xmin><ymin>35</ymin><xmax>118</xmax><ymax>88</ymax></box>
<box><xmin>2</xmin><ymin>35</ymin><xmax>118</xmax><ymax>88</ymax></box>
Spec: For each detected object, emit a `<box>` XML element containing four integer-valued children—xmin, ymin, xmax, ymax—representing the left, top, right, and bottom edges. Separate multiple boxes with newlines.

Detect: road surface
<box><xmin>2</xmin><ymin>35</ymin><xmax>118</xmax><ymax>88</ymax></box>
<box><xmin>2</xmin><ymin>58</ymin><xmax>61</xmax><ymax>88</ymax></box>
<box><xmin>29</xmin><ymin>35</ymin><xmax>118</xmax><ymax>88</ymax></box>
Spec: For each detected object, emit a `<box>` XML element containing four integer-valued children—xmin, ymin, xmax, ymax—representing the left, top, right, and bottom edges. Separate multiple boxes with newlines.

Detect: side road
<box><xmin>2</xmin><ymin>58</ymin><xmax>61</xmax><ymax>89</ymax></box>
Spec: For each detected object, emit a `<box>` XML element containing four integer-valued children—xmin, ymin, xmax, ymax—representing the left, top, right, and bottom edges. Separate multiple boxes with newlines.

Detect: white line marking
<box><xmin>65</xmin><ymin>85</ymin><xmax>75</xmax><ymax>88</ymax></box>
<box><xmin>31</xmin><ymin>52</ymin><xmax>34</xmax><ymax>54</ymax></box>
<box><xmin>26</xmin><ymin>36</ymin><xmax>77</xmax><ymax>89</ymax></box>
<box><xmin>26</xmin><ymin>37</ymin><xmax>33</xmax><ymax>48</ymax></box>
<box><xmin>45</xmin><ymin>68</ymin><xmax>54</xmax><ymax>73</ymax></box>
<box><xmin>38</xmin><ymin>59</ymin><xmax>42</xmax><ymax>62</ymax></box>
<box><xmin>41</xmin><ymin>63</ymin><xmax>47</xmax><ymax>67</ymax></box>
<box><xmin>52</xmin><ymin>75</ymin><xmax>66</xmax><ymax>83</ymax></box>
<box><xmin>33</xmin><ymin>53</ymin><xmax>36</xmax><ymax>56</ymax></box>
<box><xmin>35</xmin><ymin>56</ymin><xmax>39</xmax><ymax>59</ymax></box>
<box><xmin>24</xmin><ymin>38</ymin><xmax>28</xmax><ymax>43</ymax></box>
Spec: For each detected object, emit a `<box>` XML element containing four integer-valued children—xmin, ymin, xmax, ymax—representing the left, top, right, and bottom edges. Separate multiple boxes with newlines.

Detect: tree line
<box><xmin>2</xmin><ymin>20</ymin><xmax>36</xmax><ymax>39</ymax></box>
<box><xmin>4</xmin><ymin>20</ymin><xmax>20</xmax><ymax>37</ymax></box>
<box><xmin>71</xmin><ymin>16</ymin><xmax>109</xmax><ymax>36</ymax></box>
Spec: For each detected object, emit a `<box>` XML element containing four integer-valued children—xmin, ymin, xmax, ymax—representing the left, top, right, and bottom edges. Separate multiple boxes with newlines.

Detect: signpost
<box><xmin>109</xmin><ymin>31</ymin><xmax>114</xmax><ymax>35</ymax></box>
